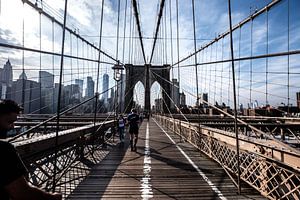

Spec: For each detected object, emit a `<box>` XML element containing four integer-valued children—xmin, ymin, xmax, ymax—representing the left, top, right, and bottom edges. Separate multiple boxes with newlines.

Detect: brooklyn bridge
<box><xmin>0</xmin><ymin>0</ymin><xmax>299</xmax><ymax>199</ymax></box>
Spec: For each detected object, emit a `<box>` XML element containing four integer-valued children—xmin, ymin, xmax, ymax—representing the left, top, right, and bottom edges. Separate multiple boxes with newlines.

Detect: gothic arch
<box><xmin>124</xmin><ymin>64</ymin><xmax>170</xmax><ymax>113</ymax></box>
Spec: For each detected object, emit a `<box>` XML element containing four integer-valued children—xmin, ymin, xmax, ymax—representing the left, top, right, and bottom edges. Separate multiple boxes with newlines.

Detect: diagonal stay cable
<box><xmin>150</xmin><ymin>69</ymin><xmax>279</xmax><ymax>140</ymax></box>
<box><xmin>94</xmin><ymin>75</ymin><xmax>140</xmax><ymax>134</ymax></box>
<box><xmin>171</xmin><ymin>0</ymin><xmax>282</xmax><ymax>67</ymax></box>
<box><xmin>132</xmin><ymin>0</ymin><xmax>147</xmax><ymax>64</ymax></box>
<box><xmin>150</xmin><ymin>69</ymin><xmax>189</xmax><ymax>123</ymax></box>
<box><xmin>149</xmin><ymin>0</ymin><xmax>166</xmax><ymax>64</ymax></box>
<box><xmin>151</xmin><ymin>69</ymin><xmax>300</xmax><ymax>154</ymax></box>
<box><xmin>9</xmin><ymin>83</ymin><xmax>122</xmax><ymax>142</ymax></box>
<box><xmin>22</xmin><ymin>0</ymin><xmax>121</xmax><ymax>64</ymax></box>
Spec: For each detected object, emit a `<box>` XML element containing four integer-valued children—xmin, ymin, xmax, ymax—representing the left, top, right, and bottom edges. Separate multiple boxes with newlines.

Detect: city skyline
<box><xmin>1</xmin><ymin>0</ymin><xmax>300</xmax><ymax>111</ymax></box>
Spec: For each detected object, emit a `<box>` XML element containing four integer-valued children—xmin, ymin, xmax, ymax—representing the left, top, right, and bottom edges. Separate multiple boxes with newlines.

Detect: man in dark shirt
<box><xmin>0</xmin><ymin>99</ymin><xmax>62</xmax><ymax>200</ymax></box>
<box><xmin>127</xmin><ymin>109</ymin><xmax>140</xmax><ymax>152</ymax></box>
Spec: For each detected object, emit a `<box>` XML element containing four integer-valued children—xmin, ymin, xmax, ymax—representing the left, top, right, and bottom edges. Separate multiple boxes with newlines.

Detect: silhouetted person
<box><xmin>0</xmin><ymin>99</ymin><xmax>62</xmax><ymax>200</ymax></box>
<box><xmin>127</xmin><ymin>109</ymin><xmax>140</xmax><ymax>152</ymax></box>
<box><xmin>118</xmin><ymin>114</ymin><xmax>125</xmax><ymax>144</ymax></box>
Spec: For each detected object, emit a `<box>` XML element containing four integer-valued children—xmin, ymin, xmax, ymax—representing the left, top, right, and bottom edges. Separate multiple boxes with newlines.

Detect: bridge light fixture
<box><xmin>112</xmin><ymin>61</ymin><xmax>124</xmax><ymax>82</ymax></box>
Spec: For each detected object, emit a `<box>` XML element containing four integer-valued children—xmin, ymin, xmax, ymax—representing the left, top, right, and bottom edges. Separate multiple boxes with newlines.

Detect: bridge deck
<box><xmin>68</xmin><ymin>119</ymin><xmax>265</xmax><ymax>200</ymax></box>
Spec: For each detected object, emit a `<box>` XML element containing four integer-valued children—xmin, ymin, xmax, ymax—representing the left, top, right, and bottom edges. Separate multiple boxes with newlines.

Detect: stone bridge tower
<box><xmin>124</xmin><ymin>64</ymin><xmax>171</xmax><ymax>113</ymax></box>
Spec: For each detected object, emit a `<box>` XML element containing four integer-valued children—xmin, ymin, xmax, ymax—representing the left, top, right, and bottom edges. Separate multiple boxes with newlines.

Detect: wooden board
<box><xmin>67</xmin><ymin>119</ymin><xmax>265</xmax><ymax>200</ymax></box>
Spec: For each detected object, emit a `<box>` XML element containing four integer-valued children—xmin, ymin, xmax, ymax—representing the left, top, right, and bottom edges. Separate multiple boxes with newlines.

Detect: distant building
<box><xmin>0</xmin><ymin>60</ymin><xmax>13</xmax><ymax>98</ymax></box>
<box><xmin>180</xmin><ymin>92</ymin><xmax>186</xmax><ymax>106</ymax></box>
<box><xmin>39</xmin><ymin>71</ymin><xmax>54</xmax><ymax>88</ymax></box>
<box><xmin>102</xmin><ymin>74</ymin><xmax>109</xmax><ymax>103</ymax></box>
<box><xmin>297</xmin><ymin>92</ymin><xmax>300</xmax><ymax>108</ymax></box>
<box><xmin>75</xmin><ymin>79</ymin><xmax>84</xmax><ymax>98</ymax></box>
<box><xmin>0</xmin><ymin>83</ymin><xmax>7</xmax><ymax>99</ymax></box>
<box><xmin>199</xmin><ymin>93</ymin><xmax>208</xmax><ymax>106</ymax></box>
<box><xmin>0</xmin><ymin>59</ymin><xmax>13</xmax><ymax>87</ymax></box>
<box><xmin>110</xmin><ymin>88</ymin><xmax>115</xmax><ymax>102</ymax></box>
<box><xmin>41</xmin><ymin>88</ymin><xmax>55</xmax><ymax>114</ymax></box>
<box><xmin>65</xmin><ymin>84</ymin><xmax>81</xmax><ymax>105</ymax></box>
<box><xmin>86</xmin><ymin>76</ymin><xmax>95</xmax><ymax>98</ymax></box>
<box><xmin>154</xmin><ymin>98</ymin><xmax>163</xmax><ymax>113</ymax></box>
<box><xmin>171</xmin><ymin>79</ymin><xmax>180</xmax><ymax>110</ymax></box>
<box><xmin>10</xmin><ymin>72</ymin><xmax>41</xmax><ymax>114</ymax></box>
<box><xmin>19</xmin><ymin>71</ymin><xmax>27</xmax><ymax>80</ymax></box>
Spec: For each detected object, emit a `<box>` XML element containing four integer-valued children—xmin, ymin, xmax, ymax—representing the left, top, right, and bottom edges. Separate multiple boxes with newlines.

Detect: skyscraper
<box><xmin>171</xmin><ymin>79</ymin><xmax>180</xmax><ymax>110</ymax></box>
<box><xmin>10</xmin><ymin>72</ymin><xmax>41</xmax><ymax>114</ymax></box>
<box><xmin>199</xmin><ymin>93</ymin><xmax>208</xmax><ymax>106</ymax></box>
<box><xmin>102</xmin><ymin>73</ymin><xmax>109</xmax><ymax>103</ymax></box>
<box><xmin>180</xmin><ymin>92</ymin><xmax>186</xmax><ymax>106</ymax></box>
<box><xmin>0</xmin><ymin>60</ymin><xmax>13</xmax><ymax>98</ymax></box>
<box><xmin>86</xmin><ymin>76</ymin><xmax>95</xmax><ymax>98</ymax></box>
<box><xmin>75</xmin><ymin>79</ymin><xmax>84</xmax><ymax>98</ymax></box>
<box><xmin>39</xmin><ymin>71</ymin><xmax>54</xmax><ymax>88</ymax></box>
<box><xmin>1</xmin><ymin>59</ymin><xmax>13</xmax><ymax>87</ymax></box>
<box><xmin>110</xmin><ymin>87</ymin><xmax>115</xmax><ymax>102</ymax></box>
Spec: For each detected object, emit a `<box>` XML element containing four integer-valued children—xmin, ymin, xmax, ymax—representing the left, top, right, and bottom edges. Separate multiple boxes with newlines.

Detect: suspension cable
<box><xmin>176</xmin><ymin>0</ymin><xmax>180</xmax><ymax>93</ymax></box>
<box><xmin>227</xmin><ymin>0</ymin><xmax>241</xmax><ymax>193</ymax></box>
<box><xmin>192</xmin><ymin>0</ymin><xmax>199</xmax><ymax>104</ymax></box>
<box><xmin>171</xmin><ymin>0</ymin><xmax>282</xmax><ymax>67</ymax></box>
<box><xmin>132</xmin><ymin>0</ymin><xmax>147</xmax><ymax>64</ymax></box>
<box><xmin>149</xmin><ymin>0</ymin><xmax>166</xmax><ymax>64</ymax></box>
<box><xmin>53</xmin><ymin>0</ymin><xmax>68</xmax><ymax>192</ymax></box>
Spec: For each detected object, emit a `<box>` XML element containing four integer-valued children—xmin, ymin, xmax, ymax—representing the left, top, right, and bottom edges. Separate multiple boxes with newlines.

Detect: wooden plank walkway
<box><xmin>68</xmin><ymin>118</ymin><xmax>265</xmax><ymax>200</ymax></box>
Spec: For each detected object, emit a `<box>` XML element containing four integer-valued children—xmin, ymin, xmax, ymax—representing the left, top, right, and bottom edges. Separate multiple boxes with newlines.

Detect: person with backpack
<box><xmin>127</xmin><ymin>109</ymin><xmax>140</xmax><ymax>152</ymax></box>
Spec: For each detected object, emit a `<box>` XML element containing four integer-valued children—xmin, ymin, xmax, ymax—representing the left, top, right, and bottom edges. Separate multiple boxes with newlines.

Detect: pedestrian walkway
<box><xmin>67</xmin><ymin>118</ymin><xmax>265</xmax><ymax>199</ymax></box>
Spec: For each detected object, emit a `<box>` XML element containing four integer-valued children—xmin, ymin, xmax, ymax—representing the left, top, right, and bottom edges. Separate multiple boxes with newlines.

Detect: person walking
<box><xmin>127</xmin><ymin>109</ymin><xmax>140</xmax><ymax>152</ymax></box>
<box><xmin>118</xmin><ymin>114</ymin><xmax>125</xmax><ymax>144</ymax></box>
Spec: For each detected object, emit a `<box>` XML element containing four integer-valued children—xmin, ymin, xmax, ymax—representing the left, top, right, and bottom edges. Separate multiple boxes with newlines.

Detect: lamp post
<box><xmin>112</xmin><ymin>61</ymin><xmax>124</xmax><ymax>140</ymax></box>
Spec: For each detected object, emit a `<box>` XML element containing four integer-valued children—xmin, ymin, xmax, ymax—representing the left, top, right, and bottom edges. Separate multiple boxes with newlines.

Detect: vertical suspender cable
<box><xmin>22</xmin><ymin>1</ymin><xmax>25</xmax><ymax>111</ymax></box>
<box><xmin>70</xmin><ymin>32</ymin><xmax>73</xmax><ymax>94</ymax></box>
<box><xmin>220</xmin><ymin>38</ymin><xmax>224</xmax><ymax>103</ymax></box>
<box><xmin>162</xmin><ymin>26</ymin><xmax>164</xmax><ymax>64</ymax></box>
<box><xmin>87</xmin><ymin>44</ymin><xmax>89</xmax><ymax>82</ymax></box>
<box><xmin>266</xmin><ymin>8</ymin><xmax>269</xmax><ymax>105</ymax></box>
<box><xmin>176</xmin><ymin>0</ymin><xmax>180</xmax><ymax>93</ymax></box>
<box><xmin>82</xmin><ymin>41</ymin><xmax>84</xmax><ymax>93</ymax></box>
<box><xmin>209</xmin><ymin>45</ymin><xmax>212</xmax><ymax>103</ymax></box>
<box><xmin>169</xmin><ymin>0</ymin><xmax>174</xmax><ymax>66</ymax></box>
<box><xmin>169</xmin><ymin>0</ymin><xmax>175</xmax><ymax>112</ymax></box>
<box><xmin>116</xmin><ymin>0</ymin><xmax>121</xmax><ymax>60</ymax></box>
<box><xmin>121</xmin><ymin>0</ymin><xmax>128</xmax><ymax>112</ymax></box>
<box><xmin>238</xmin><ymin>26</ymin><xmax>241</xmax><ymax>108</ymax></box>
<box><xmin>250</xmin><ymin>18</ymin><xmax>253</xmax><ymax>105</ymax></box>
<box><xmin>214</xmin><ymin>41</ymin><xmax>218</xmax><ymax>104</ymax></box>
<box><xmin>162</xmin><ymin>25</ymin><xmax>164</xmax><ymax>64</ymax></box>
<box><xmin>52</xmin><ymin>0</ymin><xmax>68</xmax><ymax>192</ymax></box>
<box><xmin>164</xmin><ymin>4</ymin><xmax>168</xmax><ymax>64</ymax></box>
<box><xmin>287</xmin><ymin>0</ymin><xmax>290</xmax><ymax>113</ymax></box>
<box><xmin>39</xmin><ymin>12</ymin><xmax>42</xmax><ymax>113</ymax></box>
<box><xmin>227</xmin><ymin>0</ymin><xmax>241</xmax><ymax>194</ymax></box>
<box><xmin>131</xmin><ymin>19</ymin><xmax>135</xmax><ymax>64</ymax></box>
<box><xmin>204</xmin><ymin>49</ymin><xmax>207</xmax><ymax>93</ymax></box>
<box><xmin>94</xmin><ymin>0</ymin><xmax>105</xmax><ymax>132</ymax></box>
<box><xmin>192</xmin><ymin>0</ymin><xmax>199</xmax><ymax>105</ymax></box>
<box><xmin>52</xmin><ymin>20</ymin><xmax>55</xmax><ymax>113</ymax></box>
<box><xmin>115</xmin><ymin>0</ymin><xmax>121</xmax><ymax>124</ymax></box>
<box><xmin>128</xmin><ymin>1</ymin><xmax>133</xmax><ymax>63</ymax></box>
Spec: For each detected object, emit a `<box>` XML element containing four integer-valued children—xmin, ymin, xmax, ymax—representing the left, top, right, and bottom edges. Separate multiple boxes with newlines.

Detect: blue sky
<box><xmin>0</xmin><ymin>0</ymin><xmax>299</xmax><ymax>108</ymax></box>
